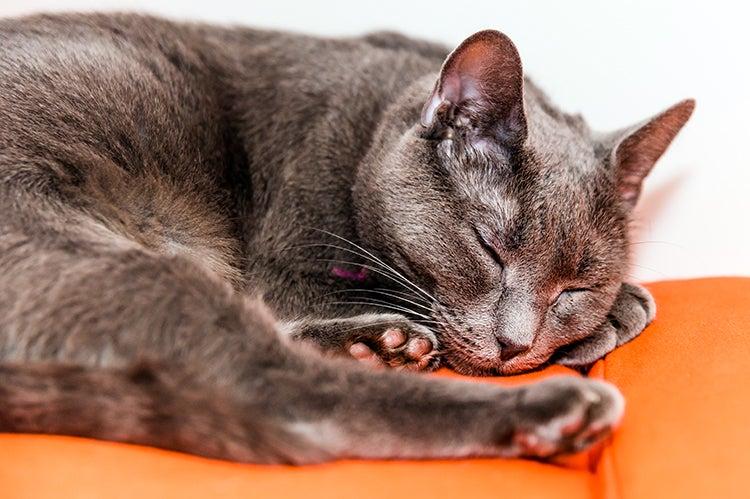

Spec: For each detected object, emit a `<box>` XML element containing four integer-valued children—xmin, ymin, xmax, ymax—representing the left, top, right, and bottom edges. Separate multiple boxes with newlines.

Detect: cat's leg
<box><xmin>281</xmin><ymin>313</ymin><xmax>440</xmax><ymax>370</ymax></box>
<box><xmin>0</xmin><ymin>207</ymin><xmax>266</xmax><ymax>380</ymax></box>
<box><xmin>553</xmin><ymin>283</ymin><xmax>656</xmax><ymax>368</ymax></box>
<box><xmin>0</xmin><ymin>359</ymin><xmax>331</xmax><ymax>464</ymax></box>
<box><xmin>0</xmin><ymin>201</ymin><xmax>353</xmax><ymax>462</ymax></box>
<box><xmin>1</xmin><ymin>338</ymin><xmax>626</xmax><ymax>462</ymax></box>
<box><xmin>235</xmin><ymin>351</ymin><xmax>627</xmax><ymax>460</ymax></box>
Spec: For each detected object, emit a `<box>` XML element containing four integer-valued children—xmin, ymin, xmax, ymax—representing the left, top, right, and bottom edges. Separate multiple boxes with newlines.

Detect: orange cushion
<box><xmin>594</xmin><ymin>278</ymin><xmax>750</xmax><ymax>499</ymax></box>
<box><xmin>1</xmin><ymin>277</ymin><xmax>748</xmax><ymax>499</ymax></box>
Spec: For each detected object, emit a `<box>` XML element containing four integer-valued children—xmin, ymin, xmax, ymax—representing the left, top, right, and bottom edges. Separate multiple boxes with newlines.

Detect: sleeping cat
<box><xmin>0</xmin><ymin>13</ymin><xmax>693</xmax><ymax>463</ymax></box>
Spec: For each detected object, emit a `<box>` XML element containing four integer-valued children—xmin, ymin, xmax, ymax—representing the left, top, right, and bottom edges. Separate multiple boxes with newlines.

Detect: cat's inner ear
<box><xmin>608</xmin><ymin>99</ymin><xmax>695</xmax><ymax>208</ymax></box>
<box><xmin>420</xmin><ymin>30</ymin><xmax>527</xmax><ymax>149</ymax></box>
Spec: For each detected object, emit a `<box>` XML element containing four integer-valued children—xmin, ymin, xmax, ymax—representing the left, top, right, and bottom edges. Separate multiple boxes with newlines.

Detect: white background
<box><xmin>2</xmin><ymin>0</ymin><xmax>748</xmax><ymax>282</ymax></box>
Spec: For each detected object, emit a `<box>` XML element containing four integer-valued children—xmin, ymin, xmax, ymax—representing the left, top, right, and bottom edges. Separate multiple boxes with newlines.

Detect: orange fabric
<box><xmin>0</xmin><ymin>434</ymin><xmax>593</xmax><ymax>499</ymax></box>
<box><xmin>594</xmin><ymin>278</ymin><xmax>750</xmax><ymax>499</ymax></box>
<box><xmin>0</xmin><ymin>277</ymin><xmax>748</xmax><ymax>499</ymax></box>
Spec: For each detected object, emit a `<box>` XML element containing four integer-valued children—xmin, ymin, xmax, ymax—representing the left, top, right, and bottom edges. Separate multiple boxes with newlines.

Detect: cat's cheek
<box><xmin>539</xmin><ymin>315</ymin><xmax>594</xmax><ymax>358</ymax></box>
<box><xmin>546</xmin><ymin>306</ymin><xmax>580</xmax><ymax>333</ymax></box>
<box><xmin>549</xmin><ymin>293</ymin><xmax>608</xmax><ymax>337</ymax></box>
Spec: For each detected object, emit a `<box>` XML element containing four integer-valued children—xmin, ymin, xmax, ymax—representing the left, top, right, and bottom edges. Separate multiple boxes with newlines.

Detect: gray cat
<box><xmin>0</xmin><ymin>13</ymin><xmax>693</xmax><ymax>463</ymax></box>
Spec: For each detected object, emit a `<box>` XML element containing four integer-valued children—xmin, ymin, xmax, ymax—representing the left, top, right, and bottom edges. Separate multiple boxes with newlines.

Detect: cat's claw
<box><xmin>509</xmin><ymin>377</ymin><xmax>625</xmax><ymax>457</ymax></box>
<box><xmin>348</xmin><ymin>324</ymin><xmax>439</xmax><ymax>371</ymax></box>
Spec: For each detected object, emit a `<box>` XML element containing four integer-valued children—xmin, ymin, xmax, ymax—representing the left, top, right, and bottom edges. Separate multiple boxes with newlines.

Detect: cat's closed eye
<box><xmin>474</xmin><ymin>228</ymin><xmax>504</xmax><ymax>269</ymax></box>
<box><xmin>550</xmin><ymin>288</ymin><xmax>591</xmax><ymax>309</ymax></box>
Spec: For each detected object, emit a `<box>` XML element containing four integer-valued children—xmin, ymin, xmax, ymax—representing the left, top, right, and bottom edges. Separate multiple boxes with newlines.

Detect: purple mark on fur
<box><xmin>331</xmin><ymin>266</ymin><xmax>369</xmax><ymax>282</ymax></box>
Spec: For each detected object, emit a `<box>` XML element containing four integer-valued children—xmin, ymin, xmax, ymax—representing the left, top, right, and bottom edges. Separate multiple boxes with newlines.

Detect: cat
<box><xmin>0</xmin><ymin>13</ymin><xmax>693</xmax><ymax>463</ymax></box>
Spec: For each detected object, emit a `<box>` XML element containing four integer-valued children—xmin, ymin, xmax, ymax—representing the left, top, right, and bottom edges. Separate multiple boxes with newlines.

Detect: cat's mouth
<box><xmin>429</xmin><ymin>306</ymin><xmax>551</xmax><ymax>375</ymax></box>
<box><xmin>436</xmin><ymin>329</ymin><xmax>550</xmax><ymax>376</ymax></box>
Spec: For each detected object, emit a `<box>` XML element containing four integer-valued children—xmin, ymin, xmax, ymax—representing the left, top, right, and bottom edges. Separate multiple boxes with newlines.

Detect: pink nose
<box><xmin>498</xmin><ymin>338</ymin><xmax>531</xmax><ymax>361</ymax></box>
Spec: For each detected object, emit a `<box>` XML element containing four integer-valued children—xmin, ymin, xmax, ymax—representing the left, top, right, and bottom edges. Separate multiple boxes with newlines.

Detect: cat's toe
<box><xmin>510</xmin><ymin>377</ymin><xmax>624</xmax><ymax>458</ymax></box>
<box><xmin>382</xmin><ymin>328</ymin><xmax>407</xmax><ymax>348</ymax></box>
<box><xmin>350</xmin><ymin>323</ymin><xmax>439</xmax><ymax>371</ymax></box>
<box><xmin>348</xmin><ymin>342</ymin><xmax>385</xmax><ymax>368</ymax></box>
<box><xmin>406</xmin><ymin>336</ymin><xmax>433</xmax><ymax>358</ymax></box>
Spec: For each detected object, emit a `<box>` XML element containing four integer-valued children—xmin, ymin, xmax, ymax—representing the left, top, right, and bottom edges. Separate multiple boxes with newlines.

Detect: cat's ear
<box><xmin>606</xmin><ymin>99</ymin><xmax>695</xmax><ymax>208</ymax></box>
<box><xmin>420</xmin><ymin>30</ymin><xmax>527</xmax><ymax>149</ymax></box>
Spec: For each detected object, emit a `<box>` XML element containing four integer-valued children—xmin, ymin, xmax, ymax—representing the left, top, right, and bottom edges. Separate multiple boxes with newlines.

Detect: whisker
<box><xmin>628</xmin><ymin>240</ymin><xmax>684</xmax><ymax>248</ymax></box>
<box><xmin>349</xmin><ymin>298</ymin><xmax>446</xmax><ymax>325</ymax></box>
<box><xmin>330</xmin><ymin>300</ymin><xmax>433</xmax><ymax>321</ymax></box>
<box><xmin>322</xmin><ymin>288</ymin><xmax>434</xmax><ymax>313</ymax></box>
<box><xmin>334</xmin><ymin>298</ymin><xmax>431</xmax><ymax>320</ymax></box>
<box><xmin>372</xmin><ymin>287</ymin><xmax>431</xmax><ymax>306</ymax></box>
<box><xmin>336</xmin><ymin>320</ymin><xmax>442</xmax><ymax>336</ymax></box>
<box><xmin>303</xmin><ymin>227</ymin><xmax>439</xmax><ymax>303</ymax></box>
<box><xmin>307</xmin><ymin>242</ymin><xmax>433</xmax><ymax>303</ymax></box>
<box><xmin>296</xmin><ymin>242</ymin><xmax>423</xmax><ymax>297</ymax></box>
<box><xmin>336</xmin><ymin>321</ymin><xmax>407</xmax><ymax>335</ymax></box>
<box><xmin>320</xmin><ymin>258</ymin><xmax>434</xmax><ymax>304</ymax></box>
<box><xmin>628</xmin><ymin>262</ymin><xmax>668</xmax><ymax>278</ymax></box>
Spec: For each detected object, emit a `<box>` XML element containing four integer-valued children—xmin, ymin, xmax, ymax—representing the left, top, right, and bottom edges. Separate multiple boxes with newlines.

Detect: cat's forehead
<box><xmin>437</xmin><ymin>92</ymin><xmax>615</xmax><ymax>243</ymax></box>
<box><xmin>449</xmin><ymin>142</ymin><xmax>605</xmax><ymax>218</ymax></box>
<box><xmin>526</xmin><ymin>106</ymin><xmax>598</xmax><ymax>172</ymax></box>
<box><xmin>447</xmin><ymin>141</ymin><xmax>616</xmax><ymax>253</ymax></box>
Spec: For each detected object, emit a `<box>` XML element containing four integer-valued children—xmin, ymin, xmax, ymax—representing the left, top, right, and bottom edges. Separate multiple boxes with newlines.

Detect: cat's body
<box><xmin>0</xmin><ymin>13</ymin><xmax>692</xmax><ymax>462</ymax></box>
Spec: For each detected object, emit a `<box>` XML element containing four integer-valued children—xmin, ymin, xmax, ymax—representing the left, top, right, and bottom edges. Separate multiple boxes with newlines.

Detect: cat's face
<box><xmin>355</xmin><ymin>30</ymin><xmax>694</xmax><ymax>375</ymax></box>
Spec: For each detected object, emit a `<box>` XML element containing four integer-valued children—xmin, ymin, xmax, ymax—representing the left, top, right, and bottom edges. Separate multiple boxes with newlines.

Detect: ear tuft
<box><xmin>611</xmin><ymin>99</ymin><xmax>695</xmax><ymax>207</ymax></box>
<box><xmin>421</xmin><ymin>30</ymin><xmax>527</xmax><ymax>148</ymax></box>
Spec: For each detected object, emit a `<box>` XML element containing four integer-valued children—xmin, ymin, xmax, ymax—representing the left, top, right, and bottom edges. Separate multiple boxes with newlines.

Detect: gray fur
<box><xmin>0</xmin><ymin>13</ymin><xmax>692</xmax><ymax>462</ymax></box>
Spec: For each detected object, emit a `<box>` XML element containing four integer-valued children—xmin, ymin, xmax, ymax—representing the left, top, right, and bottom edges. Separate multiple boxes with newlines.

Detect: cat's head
<box><xmin>353</xmin><ymin>30</ymin><xmax>694</xmax><ymax>375</ymax></box>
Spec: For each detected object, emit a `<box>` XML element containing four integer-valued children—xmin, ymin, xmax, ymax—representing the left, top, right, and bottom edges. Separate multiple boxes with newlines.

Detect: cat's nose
<box><xmin>498</xmin><ymin>337</ymin><xmax>531</xmax><ymax>362</ymax></box>
<box><xmin>494</xmin><ymin>297</ymin><xmax>537</xmax><ymax>361</ymax></box>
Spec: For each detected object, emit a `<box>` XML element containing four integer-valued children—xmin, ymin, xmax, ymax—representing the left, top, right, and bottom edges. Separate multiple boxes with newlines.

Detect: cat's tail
<box><xmin>0</xmin><ymin>361</ymin><xmax>327</xmax><ymax>464</ymax></box>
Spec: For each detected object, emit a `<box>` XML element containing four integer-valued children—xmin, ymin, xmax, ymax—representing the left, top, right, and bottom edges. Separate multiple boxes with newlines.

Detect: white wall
<box><xmin>2</xmin><ymin>0</ymin><xmax>748</xmax><ymax>281</ymax></box>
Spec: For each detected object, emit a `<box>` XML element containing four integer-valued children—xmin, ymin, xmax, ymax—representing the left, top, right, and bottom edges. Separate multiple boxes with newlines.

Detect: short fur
<box><xmin>0</xmin><ymin>13</ymin><xmax>693</xmax><ymax>462</ymax></box>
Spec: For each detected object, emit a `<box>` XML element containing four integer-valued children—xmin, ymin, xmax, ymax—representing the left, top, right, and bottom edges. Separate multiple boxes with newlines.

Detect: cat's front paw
<box><xmin>553</xmin><ymin>283</ymin><xmax>655</xmax><ymax>369</ymax></box>
<box><xmin>607</xmin><ymin>282</ymin><xmax>656</xmax><ymax>346</ymax></box>
<box><xmin>507</xmin><ymin>377</ymin><xmax>624</xmax><ymax>457</ymax></box>
<box><xmin>348</xmin><ymin>319</ymin><xmax>439</xmax><ymax>371</ymax></box>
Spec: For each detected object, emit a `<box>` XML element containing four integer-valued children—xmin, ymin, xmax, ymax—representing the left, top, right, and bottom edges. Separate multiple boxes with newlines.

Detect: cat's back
<box><xmin>0</xmin><ymin>13</ymin><xmax>229</xmax><ymax>178</ymax></box>
<box><xmin>0</xmin><ymin>13</ymin><xmax>445</xmax><ymax>175</ymax></box>
<box><xmin>0</xmin><ymin>13</ymin><xmax>251</xmax><ymax>282</ymax></box>
<box><xmin>0</xmin><ymin>13</ymin><xmax>447</xmax><ymax>257</ymax></box>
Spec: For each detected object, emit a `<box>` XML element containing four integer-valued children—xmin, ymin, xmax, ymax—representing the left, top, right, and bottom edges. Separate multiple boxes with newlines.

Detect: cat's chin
<box><xmin>443</xmin><ymin>352</ymin><xmax>546</xmax><ymax>377</ymax></box>
<box><xmin>437</xmin><ymin>330</ymin><xmax>554</xmax><ymax>376</ymax></box>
